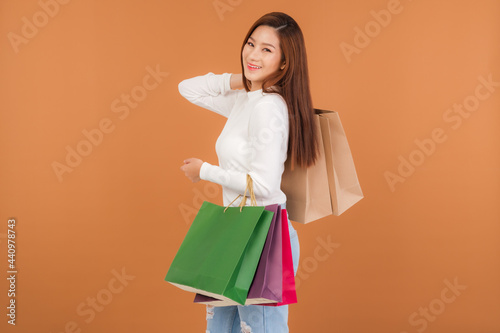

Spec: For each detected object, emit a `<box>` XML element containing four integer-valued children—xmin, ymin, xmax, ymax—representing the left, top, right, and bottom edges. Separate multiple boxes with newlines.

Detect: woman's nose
<box><xmin>249</xmin><ymin>48</ymin><xmax>260</xmax><ymax>61</ymax></box>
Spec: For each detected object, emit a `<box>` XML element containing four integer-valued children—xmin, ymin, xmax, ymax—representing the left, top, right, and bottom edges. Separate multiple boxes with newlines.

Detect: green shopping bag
<box><xmin>165</xmin><ymin>175</ymin><xmax>273</xmax><ymax>305</ymax></box>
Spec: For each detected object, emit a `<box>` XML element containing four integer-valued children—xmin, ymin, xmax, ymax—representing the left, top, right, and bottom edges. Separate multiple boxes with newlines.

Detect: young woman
<box><xmin>179</xmin><ymin>11</ymin><xmax>319</xmax><ymax>333</ymax></box>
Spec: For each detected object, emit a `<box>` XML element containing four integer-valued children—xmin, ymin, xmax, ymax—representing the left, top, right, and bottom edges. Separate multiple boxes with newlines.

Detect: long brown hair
<box><xmin>240</xmin><ymin>12</ymin><xmax>319</xmax><ymax>169</ymax></box>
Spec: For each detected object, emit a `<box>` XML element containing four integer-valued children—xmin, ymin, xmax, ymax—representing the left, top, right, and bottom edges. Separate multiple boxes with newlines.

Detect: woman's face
<box><xmin>242</xmin><ymin>25</ymin><xmax>283</xmax><ymax>91</ymax></box>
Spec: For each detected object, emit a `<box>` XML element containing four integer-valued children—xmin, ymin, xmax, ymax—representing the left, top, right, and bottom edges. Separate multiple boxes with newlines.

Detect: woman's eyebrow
<box><xmin>249</xmin><ymin>36</ymin><xmax>276</xmax><ymax>49</ymax></box>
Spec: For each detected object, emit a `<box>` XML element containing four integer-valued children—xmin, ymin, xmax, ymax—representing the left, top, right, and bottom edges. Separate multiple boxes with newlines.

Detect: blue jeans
<box><xmin>206</xmin><ymin>203</ymin><xmax>300</xmax><ymax>333</ymax></box>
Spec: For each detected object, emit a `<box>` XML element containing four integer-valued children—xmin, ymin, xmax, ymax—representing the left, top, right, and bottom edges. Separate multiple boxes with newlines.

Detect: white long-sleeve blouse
<box><xmin>178</xmin><ymin>72</ymin><xmax>289</xmax><ymax>207</ymax></box>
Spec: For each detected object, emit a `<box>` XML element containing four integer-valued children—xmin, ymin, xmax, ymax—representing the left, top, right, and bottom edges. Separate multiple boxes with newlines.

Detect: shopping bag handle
<box><xmin>224</xmin><ymin>174</ymin><xmax>257</xmax><ymax>212</ymax></box>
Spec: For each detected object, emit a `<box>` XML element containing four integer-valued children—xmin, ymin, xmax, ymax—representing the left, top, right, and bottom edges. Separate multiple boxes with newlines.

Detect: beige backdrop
<box><xmin>1</xmin><ymin>0</ymin><xmax>499</xmax><ymax>332</ymax></box>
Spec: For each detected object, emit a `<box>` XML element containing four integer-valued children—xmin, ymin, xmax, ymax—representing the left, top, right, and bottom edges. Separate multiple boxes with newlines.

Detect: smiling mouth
<box><xmin>247</xmin><ymin>63</ymin><xmax>262</xmax><ymax>70</ymax></box>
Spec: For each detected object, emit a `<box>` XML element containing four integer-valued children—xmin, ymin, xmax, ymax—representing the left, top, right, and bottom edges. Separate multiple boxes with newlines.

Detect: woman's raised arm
<box><xmin>178</xmin><ymin>72</ymin><xmax>238</xmax><ymax>118</ymax></box>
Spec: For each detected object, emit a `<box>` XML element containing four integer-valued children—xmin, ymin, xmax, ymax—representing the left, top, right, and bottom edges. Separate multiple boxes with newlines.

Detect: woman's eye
<box><xmin>264</xmin><ymin>48</ymin><xmax>271</xmax><ymax>52</ymax></box>
<box><xmin>247</xmin><ymin>42</ymin><xmax>254</xmax><ymax>47</ymax></box>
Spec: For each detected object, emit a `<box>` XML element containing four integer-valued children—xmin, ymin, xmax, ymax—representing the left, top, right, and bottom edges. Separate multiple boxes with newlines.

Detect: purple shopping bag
<box><xmin>194</xmin><ymin>204</ymin><xmax>283</xmax><ymax>306</ymax></box>
<box><xmin>258</xmin><ymin>208</ymin><xmax>297</xmax><ymax>306</ymax></box>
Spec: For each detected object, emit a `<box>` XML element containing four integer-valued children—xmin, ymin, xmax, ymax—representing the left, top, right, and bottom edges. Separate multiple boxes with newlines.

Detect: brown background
<box><xmin>1</xmin><ymin>0</ymin><xmax>499</xmax><ymax>332</ymax></box>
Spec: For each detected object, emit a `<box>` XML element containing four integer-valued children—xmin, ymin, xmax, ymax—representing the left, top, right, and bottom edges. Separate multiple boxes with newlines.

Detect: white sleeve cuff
<box><xmin>220</xmin><ymin>72</ymin><xmax>232</xmax><ymax>94</ymax></box>
<box><xmin>199</xmin><ymin>161</ymin><xmax>211</xmax><ymax>181</ymax></box>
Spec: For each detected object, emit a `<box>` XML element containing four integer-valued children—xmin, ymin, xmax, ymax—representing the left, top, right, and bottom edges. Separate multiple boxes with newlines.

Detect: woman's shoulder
<box><xmin>250</xmin><ymin>93</ymin><xmax>289</xmax><ymax>131</ymax></box>
<box><xmin>256</xmin><ymin>92</ymin><xmax>287</xmax><ymax>112</ymax></box>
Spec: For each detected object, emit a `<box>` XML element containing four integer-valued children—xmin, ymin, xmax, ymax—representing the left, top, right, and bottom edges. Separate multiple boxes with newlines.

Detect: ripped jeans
<box><xmin>206</xmin><ymin>203</ymin><xmax>300</xmax><ymax>333</ymax></box>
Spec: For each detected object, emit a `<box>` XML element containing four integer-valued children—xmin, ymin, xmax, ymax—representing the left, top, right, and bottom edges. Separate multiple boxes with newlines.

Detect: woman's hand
<box><xmin>180</xmin><ymin>158</ymin><xmax>203</xmax><ymax>182</ymax></box>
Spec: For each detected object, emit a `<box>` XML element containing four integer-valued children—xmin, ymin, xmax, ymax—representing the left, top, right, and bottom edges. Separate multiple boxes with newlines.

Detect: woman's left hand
<box><xmin>180</xmin><ymin>158</ymin><xmax>203</xmax><ymax>182</ymax></box>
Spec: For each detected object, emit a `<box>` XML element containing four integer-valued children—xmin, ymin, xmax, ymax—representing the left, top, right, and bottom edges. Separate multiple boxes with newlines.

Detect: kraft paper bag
<box><xmin>193</xmin><ymin>204</ymin><xmax>283</xmax><ymax>306</ymax></box>
<box><xmin>281</xmin><ymin>109</ymin><xmax>363</xmax><ymax>223</ymax></box>
<box><xmin>319</xmin><ymin>109</ymin><xmax>363</xmax><ymax>216</ymax></box>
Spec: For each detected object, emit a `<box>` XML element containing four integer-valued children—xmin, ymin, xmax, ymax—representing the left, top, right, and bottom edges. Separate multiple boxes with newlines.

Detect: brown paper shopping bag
<box><xmin>281</xmin><ymin>109</ymin><xmax>363</xmax><ymax>223</ymax></box>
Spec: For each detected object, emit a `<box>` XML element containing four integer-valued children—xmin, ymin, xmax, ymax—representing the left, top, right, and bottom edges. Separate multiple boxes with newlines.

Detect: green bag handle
<box><xmin>224</xmin><ymin>174</ymin><xmax>257</xmax><ymax>212</ymax></box>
